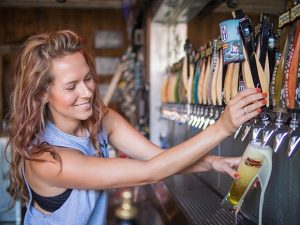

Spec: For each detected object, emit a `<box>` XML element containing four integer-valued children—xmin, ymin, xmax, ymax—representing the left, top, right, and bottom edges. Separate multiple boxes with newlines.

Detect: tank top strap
<box><xmin>98</xmin><ymin>128</ymin><xmax>109</xmax><ymax>158</ymax></box>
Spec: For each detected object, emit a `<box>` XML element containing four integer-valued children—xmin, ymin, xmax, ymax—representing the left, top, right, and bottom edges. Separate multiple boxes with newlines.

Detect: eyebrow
<box><xmin>62</xmin><ymin>71</ymin><xmax>92</xmax><ymax>86</ymax></box>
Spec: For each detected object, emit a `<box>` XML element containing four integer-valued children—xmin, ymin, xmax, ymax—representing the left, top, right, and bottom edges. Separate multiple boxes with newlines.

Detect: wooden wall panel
<box><xmin>0</xmin><ymin>7</ymin><xmax>128</xmax><ymax>55</ymax></box>
<box><xmin>0</xmin><ymin>7</ymin><xmax>129</xmax><ymax>124</ymax></box>
<box><xmin>187</xmin><ymin>13</ymin><xmax>261</xmax><ymax>48</ymax></box>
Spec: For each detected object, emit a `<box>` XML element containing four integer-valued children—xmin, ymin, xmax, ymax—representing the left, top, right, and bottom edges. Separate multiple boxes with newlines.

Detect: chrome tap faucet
<box><xmin>240</xmin><ymin>113</ymin><xmax>267</xmax><ymax>142</ymax></box>
<box><xmin>262</xmin><ymin>112</ymin><xmax>289</xmax><ymax>153</ymax></box>
<box><xmin>287</xmin><ymin>113</ymin><xmax>300</xmax><ymax>157</ymax></box>
<box><xmin>209</xmin><ymin>106</ymin><xmax>219</xmax><ymax>126</ymax></box>
<box><xmin>197</xmin><ymin>106</ymin><xmax>206</xmax><ymax>129</ymax></box>
<box><xmin>203</xmin><ymin>106</ymin><xmax>214</xmax><ymax>130</ymax></box>
<box><xmin>192</xmin><ymin>106</ymin><xmax>201</xmax><ymax>127</ymax></box>
<box><xmin>261</xmin><ymin>112</ymin><xmax>275</xmax><ymax>145</ymax></box>
<box><xmin>187</xmin><ymin>104</ymin><xmax>194</xmax><ymax>126</ymax></box>
<box><xmin>240</xmin><ymin>120</ymin><xmax>253</xmax><ymax>142</ymax></box>
<box><xmin>191</xmin><ymin>105</ymin><xmax>199</xmax><ymax>127</ymax></box>
<box><xmin>234</xmin><ymin>124</ymin><xmax>244</xmax><ymax>139</ymax></box>
<box><xmin>251</xmin><ymin>114</ymin><xmax>268</xmax><ymax>140</ymax></box>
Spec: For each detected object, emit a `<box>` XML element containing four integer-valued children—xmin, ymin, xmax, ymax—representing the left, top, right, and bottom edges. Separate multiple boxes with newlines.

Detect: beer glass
<box><xmin>221</xmin><ymin>139</ymin><xmax>270</xmax><ymax>212</ymax></box>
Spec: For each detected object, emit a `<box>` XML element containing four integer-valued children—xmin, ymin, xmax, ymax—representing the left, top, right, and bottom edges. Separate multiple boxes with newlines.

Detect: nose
<box><xmin>78</xmin><ymin>82</ymin><xmax>93</xmax><ymax>98</ymax></box>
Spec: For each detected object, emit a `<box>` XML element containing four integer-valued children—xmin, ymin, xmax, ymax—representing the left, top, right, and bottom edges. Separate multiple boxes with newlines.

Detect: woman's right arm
<box><xmin>28</xmin><ymin>88</ymin><xmax>265</xmax><ymax>190</ymax></box>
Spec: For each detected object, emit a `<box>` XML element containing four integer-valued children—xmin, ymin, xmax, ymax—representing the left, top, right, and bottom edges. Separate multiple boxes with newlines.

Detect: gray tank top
<box><xmin>22</xmin><ymin>121</ymin><xmax>109</xmax><ymax>225</ymax></box>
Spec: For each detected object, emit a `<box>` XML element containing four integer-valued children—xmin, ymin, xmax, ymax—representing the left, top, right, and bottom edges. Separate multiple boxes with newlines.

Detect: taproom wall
<box><xmin>158</xmin><ymin>11</ymin><xmax>300</xmax><ymax>225</ymax></box>
<box><xmin>187</xmin><ymin>12</ymin><xmax>275</xmax><ymax>48</ymax></box>
<box><xmin>0</xmin><ymin>7</ymin><xmax>128</xmax><ymax>54</ymax></box>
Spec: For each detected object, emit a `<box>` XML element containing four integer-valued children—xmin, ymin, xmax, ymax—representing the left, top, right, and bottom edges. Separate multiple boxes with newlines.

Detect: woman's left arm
<box><xmin>102</xmin><ymin>109</ymin><xmax>240</xmax><ymax>178</ymax></box>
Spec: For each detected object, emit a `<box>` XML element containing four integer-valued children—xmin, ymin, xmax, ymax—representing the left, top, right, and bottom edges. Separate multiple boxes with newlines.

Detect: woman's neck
<box><xmin>49</xmin><ymin>117</ymin><xmax>86</xmax><ymax>137</ymax></box>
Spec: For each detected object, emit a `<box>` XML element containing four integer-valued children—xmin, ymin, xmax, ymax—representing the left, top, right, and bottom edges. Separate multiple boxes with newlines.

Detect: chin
<box><xmin>82</xmin><ymin>111</ymin><xmax>93</xmax><ymax>120</ymax></box>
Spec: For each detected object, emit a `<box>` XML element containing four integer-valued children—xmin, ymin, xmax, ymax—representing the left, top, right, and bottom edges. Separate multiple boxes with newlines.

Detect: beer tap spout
<box><xmin>240</xmin><ymin>112</ymin><xmax>259</xmax><ymax>142</ymax></box>
<box><xmin>234</xmin><ymin>124</ymin><xmax>244</xmax><ymax>139</ymax></box>
<box><xmin>252</xmin><ymin>116</ymin><xmax>264</xmax><ymax>140</ymax></box>
<box><xmin>287</xmin><ymin>134</ymin><xmax>300</xmax><ymax>157</ymax></box>
<box><xmin>262</xmin><ymin>112</ymin><xmax>285</xmax><ymax>147</ymax></box>
<box><xmin>262</xmin><ymin>128</ymin><xmax>276</xmax><ymax>146</ymax></box>
<box><xmin>287</xmin><ymin>113</ymin><xmax>300</xmax><ymax>157</ymax></box>
<box><xmin>241</xmin><ymin>122</ymin><xmax>252</xmax><ymax>142</ymax></box>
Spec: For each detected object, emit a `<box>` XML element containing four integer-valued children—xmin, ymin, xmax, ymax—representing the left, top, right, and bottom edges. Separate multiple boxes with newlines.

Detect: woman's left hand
<box><xmin>208</xmin><ymin>155</ymin><xmax>241</xmax><ymax>179</ymax></box>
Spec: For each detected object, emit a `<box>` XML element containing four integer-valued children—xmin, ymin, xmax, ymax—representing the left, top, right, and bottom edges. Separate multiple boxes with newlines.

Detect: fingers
<box><xmin>222</xmin><ymin>88</ymin><xmax>267</xmax><ymax>131</ymax></box>
<box><xmin>222</xmin><ymin>164</ymin><xmax>239</xmax><ymax>180</ymax></box>
<box><xmin>238</xmin><ymin>108</ymin><xmax>262</xmax><ymax>124</ymax></box>
<box><xmin>219</xmin><ymin>157</ymin><xmax>241</xmax><ymax>179</ymax></box>
<box><xmin>229</xmin><ymin>89</ymin><xmax>267</xmax><ymax>111</ymax></box>
<box><xmin>238</xmin><ymin>93</ymin><xmax>267</xmax><ymax>111</ymax></box>
<box><xmin>242</xmin><ymin>99</ymin><xmax>266</xmax><ymax>114</ymax></box>
<box><xmin>224</xmin><ymin>157</ymin><xmax>241</xmax><ymax>167</ymax></box>
<box><xmin>229</xmin><ymin>88</ymin><xmax>261</xmax><ymax>105</ymax></box>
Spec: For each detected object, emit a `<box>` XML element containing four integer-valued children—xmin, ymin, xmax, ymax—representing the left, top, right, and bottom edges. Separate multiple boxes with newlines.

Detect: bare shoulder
<box><xmin>26</xmin><ymin>146</ymin><xmax>85</xmax><ymax>185</ymax></box>
<box><xmin>101</xmin><ymin>108</ymin><xmax>128</xmax><ymax>137</ymax></box>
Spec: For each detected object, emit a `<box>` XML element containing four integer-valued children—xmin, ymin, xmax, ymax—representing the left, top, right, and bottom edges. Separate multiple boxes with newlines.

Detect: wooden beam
<box><xmin>0</xmin><ymin>0</ymin><xmax>132</xmax><ymax>9</ymax></box>
<box><xmin>213</xmin><ymin>1</ymin><xmax>285</xmax><ymax>15</ymax></box>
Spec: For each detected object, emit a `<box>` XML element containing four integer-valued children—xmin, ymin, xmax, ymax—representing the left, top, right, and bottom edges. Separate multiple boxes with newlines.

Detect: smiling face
<box><xmin>48</xmin><ymin>52</ymin><xmax>96</xmax><ymax>128</ymax></box>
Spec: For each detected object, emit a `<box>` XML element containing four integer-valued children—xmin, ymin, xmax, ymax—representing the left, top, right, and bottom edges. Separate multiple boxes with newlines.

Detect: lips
<box><xmin>76</xmin><ymin>101</ymin><xmax>91</xmax><ymax>110</ymax></box>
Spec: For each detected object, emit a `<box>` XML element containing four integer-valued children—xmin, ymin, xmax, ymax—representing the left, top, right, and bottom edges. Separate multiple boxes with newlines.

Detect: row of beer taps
<box><xmin>161</xmin><ymin>104</ymin><xmax>223</xmax><ymax>130</ymax></box>
<box><xmin>161</xmin><ymin>103</ymin><xmax>300</xmax><ymax>157</ymax></box>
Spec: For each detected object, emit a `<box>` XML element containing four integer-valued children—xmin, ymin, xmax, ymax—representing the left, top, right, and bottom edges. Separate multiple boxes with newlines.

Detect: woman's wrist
<box><xmin>213</xmin><ymin>118</ymin><xmax>233</xmax><ymax>139</ymax></box>
<box><xmin>203</xmin><ymin>154</ymin><xmax>218</xmax><ymax>171</ymax></box>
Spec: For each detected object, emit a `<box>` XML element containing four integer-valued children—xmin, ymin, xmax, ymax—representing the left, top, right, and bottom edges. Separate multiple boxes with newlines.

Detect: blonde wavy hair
<box><xmin>6</xmin><ymin>30</ymin><xmax>107</xmax><ymax>205</ymax></box>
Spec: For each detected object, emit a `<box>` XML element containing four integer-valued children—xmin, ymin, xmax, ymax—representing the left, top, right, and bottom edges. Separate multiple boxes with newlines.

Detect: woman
<box><xmin>7</xmin><ymin>30</ymin><xmax>266</xmax><ymax>225</ymax></box>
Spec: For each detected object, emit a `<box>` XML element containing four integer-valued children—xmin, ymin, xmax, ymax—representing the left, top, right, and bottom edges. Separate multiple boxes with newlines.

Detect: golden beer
<box><xmin>222</xmin><ymin>139</ymin><xmax>268</xmax><ymax>211</ymax></box>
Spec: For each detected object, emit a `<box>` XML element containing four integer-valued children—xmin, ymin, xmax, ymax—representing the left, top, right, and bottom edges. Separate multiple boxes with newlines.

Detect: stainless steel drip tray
<box><xmin>152</xmin><ymin>174</ymin><xmax>257</xmax><ymax>225</ymax></box>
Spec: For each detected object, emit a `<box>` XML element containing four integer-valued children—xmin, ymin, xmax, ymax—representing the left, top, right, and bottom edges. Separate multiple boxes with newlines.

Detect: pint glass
<box><xmin>221</xmin><ymin>139</ymin><xmax>270</xmax><ymax>212</ymax></box>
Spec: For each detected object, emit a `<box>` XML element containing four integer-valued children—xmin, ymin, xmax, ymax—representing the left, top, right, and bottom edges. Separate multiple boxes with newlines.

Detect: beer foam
<box><xmin>250</xmin><ymin>139</ymin><xmax>271</xmax><ymax>149</ymax></box>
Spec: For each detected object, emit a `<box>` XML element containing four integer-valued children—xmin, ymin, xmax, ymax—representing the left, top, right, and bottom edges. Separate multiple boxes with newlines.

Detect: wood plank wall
<box><xmin>187</xmin><ymin>12</ymin><xmax>262</xmax><ymax>48</ymax></box>
<box><xmin>0</xmin><ymin>7</ymin><xmax>129</xmax><ymax>124</ymax></box>
<box><xmin>0</xmin><ymin>7</ymin><xmax>128</xmax><ymax>54</ymax></box>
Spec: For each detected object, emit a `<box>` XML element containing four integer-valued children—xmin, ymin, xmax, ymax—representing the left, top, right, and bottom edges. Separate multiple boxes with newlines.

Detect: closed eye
<box><xmin>66</xmin><ymin>84</ymin><xmax>76</xmax><ymax>91</ymax></box>
<box><xmin>85</xmin><ymin>75</ymin><xmax>92</xmax><ymax>81</ymax></box>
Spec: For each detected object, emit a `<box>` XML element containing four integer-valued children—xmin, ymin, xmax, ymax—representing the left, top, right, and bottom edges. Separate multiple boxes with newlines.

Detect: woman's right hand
<box><xmin>217</xmin><ymin>88</ymin><xmax>267</xmax><ymax>137</ymax></box>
